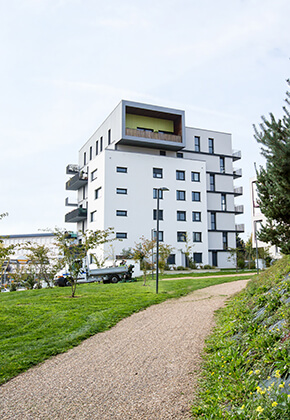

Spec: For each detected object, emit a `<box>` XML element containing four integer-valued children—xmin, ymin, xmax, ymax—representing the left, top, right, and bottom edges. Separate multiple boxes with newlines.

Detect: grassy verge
<box><xmin>0</xmin><ymin>274</ymin><xmax>253</xmax><ymax>385</ymax></box>
<box><xmin>158</xmin><ymin>269</ymin><xmax>256</xmax><ymax>279</ymax></box>
<box><xmin>192</xmin><ymin>256</ymin><xmax>290</xmax><ymax>419</ymax></box>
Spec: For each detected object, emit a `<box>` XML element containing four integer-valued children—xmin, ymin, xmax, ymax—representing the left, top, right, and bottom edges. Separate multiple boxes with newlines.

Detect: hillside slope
<box><xmin>192</xmin><ymin>255</ymin><xmax>290</xmax><ymax>419</ymax></box>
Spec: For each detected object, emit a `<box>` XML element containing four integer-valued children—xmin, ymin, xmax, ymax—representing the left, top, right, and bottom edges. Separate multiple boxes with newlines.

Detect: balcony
<box><xmin>65</xmin><ymin>207</ymin><xmax>87</xmax><ymax>223</ymax></box>
<box><xmin>232</xmin><ymin>150</ymin><xmax>242</xmax><ymax>161</ymax></box>
<box><xmin>236</xmin><ymin>224</ymin><xmax>245</xmax><ymax>233</ymax></box>
<box><xmin>66</xmin><ymin>164</ymin><xmax>79</xmax><ymax>175</ymax></box>
<box><xmin>66</xmin><ymin>171</ymin><xmax>88</xmax><ymax>191</ymax></box>
<box><xmin>234</xmin><ymin>186</ymin><xmax>243</xmax><ymax>196</ymax></box>
<box><xmin>235</xmin><ymin>205</ymin><xmax>244</xmax><ymax>214</ymax></box>
<box><xmin>65</xmin><ymin>197</ymin><xmax>78</xmax><ymax>207</ymax></box>
<box><xmin>233</xmin><ymin>168</ymin><xmax>242</xmax><ymax>178</ymax></box>
<box><xmin>125</xmin><ymin>128</ymin><xmax>182</xmax><ymax>143</ymax></box>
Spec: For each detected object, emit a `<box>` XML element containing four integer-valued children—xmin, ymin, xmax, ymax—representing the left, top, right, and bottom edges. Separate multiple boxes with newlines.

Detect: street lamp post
<box><xmin>156</xmin><ymin>187</ymin><xmax>169</xmax><ymax>294</ymax></box>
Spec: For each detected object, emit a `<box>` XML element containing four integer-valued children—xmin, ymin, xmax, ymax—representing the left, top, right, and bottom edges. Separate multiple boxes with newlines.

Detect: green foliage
<box><xmin>0</xmin><ymin>273</ymin><xmax>252</xmax><ymax>385</ymax></box>
<box><xmin>54</xmin><ymin>228</ymin><xmax>114</xmax><ymax>297</ymax></box>
<box><xmin>133</xmin><ymin>236</ymin><xmax>155</xmax><ymax>285</ymax></box>
<box><xmin>192</xmin><ymin>255</ymin><xmax>290</xmax><ymax>418</ymax></box>
<box><xmin>158</xmin><ymin>243</ymin><xmax>174</xmax><ymax>276</ymax></box>
<box><xmin>254</xmin><ymin>82</ymin><xmax>290</xmax><ymax>254</ymax></box>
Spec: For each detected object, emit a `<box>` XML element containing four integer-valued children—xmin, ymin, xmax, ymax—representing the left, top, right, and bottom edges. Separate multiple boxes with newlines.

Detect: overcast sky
<box><xmin>0</xmin><ymin>0</ymin><xmax>289</xmax><ymax>240</ymax></box>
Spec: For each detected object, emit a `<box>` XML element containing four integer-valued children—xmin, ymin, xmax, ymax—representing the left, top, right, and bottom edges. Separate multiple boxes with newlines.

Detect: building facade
<box><xmin>65</xmin><ymin>100</ymin><xmax>244</xmax><ymax>268</ymax></box>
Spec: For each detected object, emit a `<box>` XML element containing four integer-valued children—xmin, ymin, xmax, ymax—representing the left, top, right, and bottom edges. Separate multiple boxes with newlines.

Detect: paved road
<box><xmin>0</xmin><ymin>280</ymin><xmax>249</xmax><ymax>420</ymax></box>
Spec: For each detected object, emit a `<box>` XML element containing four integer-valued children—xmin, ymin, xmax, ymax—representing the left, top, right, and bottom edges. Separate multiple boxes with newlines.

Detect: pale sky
<box><xmin>0</xmin><ymin>0</ymin><xmax>289</xmax><ymax>240</ymax></box>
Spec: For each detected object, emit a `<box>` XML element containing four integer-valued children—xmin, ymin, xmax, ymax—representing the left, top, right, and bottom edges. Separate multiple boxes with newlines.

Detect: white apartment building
<box><xmin>65</xmin><ymin>100</ymin><xmax>244</xmax><ymax>268</ymax></box>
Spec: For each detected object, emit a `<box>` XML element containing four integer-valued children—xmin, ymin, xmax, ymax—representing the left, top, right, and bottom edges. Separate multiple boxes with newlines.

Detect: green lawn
<box><xmin>0</xmin><ymin>274</ymin><xmax>254</xmax><ymax>385</ymax></box>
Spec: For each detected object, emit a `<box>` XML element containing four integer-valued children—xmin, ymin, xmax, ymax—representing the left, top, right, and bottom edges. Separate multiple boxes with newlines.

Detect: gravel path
<box><xmin>0</xmin><ymin>280</ymin><xmax>249</xmax><ymax>420</ymax></box>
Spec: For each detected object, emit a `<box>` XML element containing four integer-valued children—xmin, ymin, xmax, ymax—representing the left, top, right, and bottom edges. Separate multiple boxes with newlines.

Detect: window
<box><xmin>191</xmin><ymin>172</ymin><xmax>200</xmax><ymax>182</ymax></box>
<box><xmin>209</xmin><ymin>174</ymin><xmax>215</xmax><ymax>191</ymax></box>
<box><xmin>222</xmin><ymin>232</ymin><xmax>228</xmax><ymax>250</ymax></box>
<box><xmin>90</xmin><ymin>211</ymin><xmax>96</xmax><ymax>222</ymax></box>
<box><xmin>177</xmin><ymin>211</ymin><xmax>186</xmax><ymax>221</ymax></box>
<box><xmin>108</xmin><ymin>129</ymin><xmax>111</xmax><ymax>145</ymax></box>
<box><xmin>153</xmin><ymin>168</ymin><xmax>163</xmax><ymax>178</ymax></box>
<box><xmin>176</xmin><ymin>170</ymin><xmax>185</xmax><ymax>181</ymax></box>
<box><xmin>177</xmin><ymin>231</ymin><xmax>187</xmax><ymax>242</ymax></box>
<box><xmin>96</xmin><ymin>140</ymin><xmax>99</xmax><ymax>155</ymax></box>
<box><xmin>221</xmin><ymin>194</ymin><xmax>227</xmax><ymax>211</ymax></box>
<box><xmin>91</xmin><ymin>169</ymin><xmax>97</xmax><ymax>181</ymax></box>
<box><xmin>116</xmin><ymin>188</ymin><xmax>127</xmax><ymax>194</ymax></box>
<box><xmin>116</xmin><ymin>210</ymin><xmax>127</xmax><ymax>217</ymax></box>
<box><xmin>84</xmin><ymin>152</ymin><xmax>87</xmax><ymax>166</ymax></box>
<box><xmin>153</xmin><ymin>230</ymin><xmax>164</xmax><ymax>241</ymax></box>
<box><xmin>192</xmin><ymin>211</ymin><xmax>201</xmax><ymax>222</ymax></box>
<box><xmin>153</xmin><ymin>209</ymin><xmax>163</xmax><ymax>220</ymax></box>
<box><xmin>153</xmin><ymin>188</ymin><xmax>163</xmax><ymax>199</ymax></box>
<box><xmin>83</xmin><ymin>186</ymin><xmax>86</xmax><ymax>200</ymax></box>
<box><xmin>194</xmin><ymin>136</ymin><xmax>200</xmax><ymax>152</ymax></box>
<box><xmin>211</xmin><ymin>212</ymin><xmax>216</xmax><ymax>230</ymax></box>
<box><xmin>193</xmin><ymin>232</ymin><xmax>202</xmax><ymax>242</ymax></box>
<box><xmin>116</xmin><ymin>166</ymin><xmax>127</xmax><ymax>173</ymax></box>
<box><xmin>116</xmin><ymin>232</ymin><xmax>127</xmax><ymax>239</ymax></box>
<box><xmin>177</xmin><ymin>152</ymin><xmax>183</xmax><ymax>158</ymax></box>
<box><xmin>100</xmin><ymin>136</ymin><xmax>103</xmax><ymax>152</ymax></box>
<box><xmin>176</xmin><ymin>190</ymin><xmax>186</xmax><ymax>201</ymax></box>
<box><xmin>95</xmin><ymin>187</ymin><xmax>101</xmax><ymax>199</ymax></box>
<box><xmin>208</xmin><ymin>138</ymin><xmax>214</xmax><ymax>154</ymax></box>
<box><xmin>160</xmin><ymin>150</ymin><xmax>166</xmax><ymax>156</ymax></box>
<box><xmin>212</xmin><ymin>251</ymin><xmax>218</xmax><ymax>266</ymax></box>
<box><xmin>90</xmin><ymin>146</ymin><xmax>93</xmax><ymax>160</ymax></box>
<box><xmin>192</xmin><ymin>191</ymin><xmax>201</xmax><ymax>201</ymax></box>
<box><xmin>220</xmin><ymin>157</ymin><xmax>225</xmax><ymax>173</ymax></box>
<box><xmin>193</xmin><ymin>253</ymin><xmax>202</xmax><ymax>263</ymax></box>
<box><xmin>167</xmin><ymin>254</ymin><xmax>176</xmax><ymax>265</ymax></box>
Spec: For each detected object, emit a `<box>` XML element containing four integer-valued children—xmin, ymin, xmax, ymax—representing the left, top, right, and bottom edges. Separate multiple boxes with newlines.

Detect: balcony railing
<box><xmin>235</xmin><ymin>224</ymin><xmax>245</xmax><ymax>233</ymax></box>
<box><xmin>65</xmin><ymin>208</ymin><xmax>87</xmax><ymax>223</ymax></box>
<box><xmin>233</xmin><ymin>168</ymin><xmax>242</xmax><ymax>178</ymax></box>
<box><xmin>235</xmin><ymin>205</ymin><xmax>244</xmax><ymax>214</ymax></box>
<box><xmin>232</xmin><ymin>150</ymin><xmax>242</xmax><ymax>161</ymax></box>
<box><xmin>234</xmin><ymin>186</ymin><xmax>243</xmax><ymax>196</ymax></box>
<box><xmin>66</xmin><ymin>164</ymin><xmax>79</xmax><ymax>174</ymax></box>
<box><xmin>126</xmin><ymin>128</ymin><xmax>182</xmax><ymax>143</ymax></box>
<box><xmin>66</xmin><ymin>171</ymin><xmax>88</xmax><ymax>191</ymax></box>
<box><xmin>65</xmin><ymin>197</ymin><xmax>78</xmax><ymax>207</ymax></box>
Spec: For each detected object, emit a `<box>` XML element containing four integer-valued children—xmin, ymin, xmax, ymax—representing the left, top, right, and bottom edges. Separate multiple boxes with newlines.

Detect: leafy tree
<box><xmin>21</xmin><ymin>243</ymin><xmax>59</xmax><ymax>288</ymax></box>
<box><xmin>158</xmin><ymin>243</ymin><xmax>174</xmax><ymax>277</ymax></box>
<box><xmin>254</xmin><ymin>82</ymin><xmax>290</xmax><ymax>254</ymax></box>
<box><xmin>133</xmin><ymin>236</ymin><xmax>155</xmax><ymax>286</ymax></box>
<box><xmin>179</xmin><ymin>232</ymin><xmax>194</xmax><ymax>268</ymax></box>
<box><xmin>54</xmin><ymin>228</ymin><xmax>114</xmax><ymax>297</ymax></box>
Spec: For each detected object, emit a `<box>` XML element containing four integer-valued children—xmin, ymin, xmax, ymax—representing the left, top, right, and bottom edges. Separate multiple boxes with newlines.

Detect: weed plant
<box><xmin>192</xmin><ymin>255</ymin><xmax>290</xmax><ymax>419</ymax></box>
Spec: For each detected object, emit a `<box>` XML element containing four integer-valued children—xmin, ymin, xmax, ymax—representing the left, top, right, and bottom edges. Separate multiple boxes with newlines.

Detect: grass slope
<box><xmin>192</xmin><ymin>256</ymin><xmax>290</xmax><ymax>419</ymax></box>
<box><xmin>0</xmin><ymin>273</ymin><xmax>253</xmax><ymax>385</ymax></box>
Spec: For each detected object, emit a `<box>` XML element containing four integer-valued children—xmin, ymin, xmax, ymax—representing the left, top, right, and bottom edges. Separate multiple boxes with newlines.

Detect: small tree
<box><xmin>254</xmin><ymin>81</ymin><xmax>290</xmax><ymax>254</ymax></box>
<box><xmin>54</xmin><ymin>228</ymin><xmax>114</xmax><ymax>297</ymax></box>
<box><xmin>158</xmin><ymin>243</ymin><xmax>174</xmax><ymax>277</ymax></box>
<box><xmin>21</xmin><ymin>243</ymin><xmax>60</xmax><ymax>288</ymax></box>
<box><xmin>133</xmin><ymin>236</ymin><xmax>155</xmax><ymax>286</ymax></box>
<box><xmin>179</xmin><ymin>232</ymin><xmax>194</xmax><ymax>268</ymax></box>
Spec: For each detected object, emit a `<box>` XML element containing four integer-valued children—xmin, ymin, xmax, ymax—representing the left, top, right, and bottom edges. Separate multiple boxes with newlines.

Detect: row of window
<box><xmin>153</xmin><ymin>167</ymin><xmax>201</xmax><ymax>180</ymax></box>
<box><xmin>194</xmin><ymin>136</ymin><xmax>217</xmax><ymax>155</ymax></box>
<box><xmin>115</xmin><ymin>209</ymin><xmax>202</xmax><ymax>222</ymax></box>
<box><xmin>116</xmin><ymin>231</ymin><xmax>203</xmax><ymax>242</ymax></box>
<box><xmin>83</xmin><ymin>129</ymin><xmax>112</xmax><ymax>165</ymax></box>
<box><xmin>115</xmin><ymin>231</ymin><xmax>228</xmax><ymax>249</ymax></box>
<box><xmin>167</xmin><ymin>253</ymin><xmax>203</xmax><ymax>264</ymax></box>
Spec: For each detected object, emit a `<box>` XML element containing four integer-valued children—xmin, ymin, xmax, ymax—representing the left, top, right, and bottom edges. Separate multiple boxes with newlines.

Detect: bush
<box><xmin>177</xmin><ymin>266</ymin><xmax>186</xmax><ymax>270</ymax></box>
<box><xmin>237</xmin><ymin>258</ymin><xmax>246</xmax><ymax>269</ymax></box>
<box><xmin>203</xmin><ymin>264</ymin><xmax>213</xmax><ymax>269</ymax></box>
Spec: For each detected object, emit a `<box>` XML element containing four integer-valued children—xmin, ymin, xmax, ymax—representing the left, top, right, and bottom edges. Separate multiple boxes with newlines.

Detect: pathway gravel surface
<box><xmin>0</xmin><ymin>279</ymin><xmax>249</xmax><ymax>420</ymax></box>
